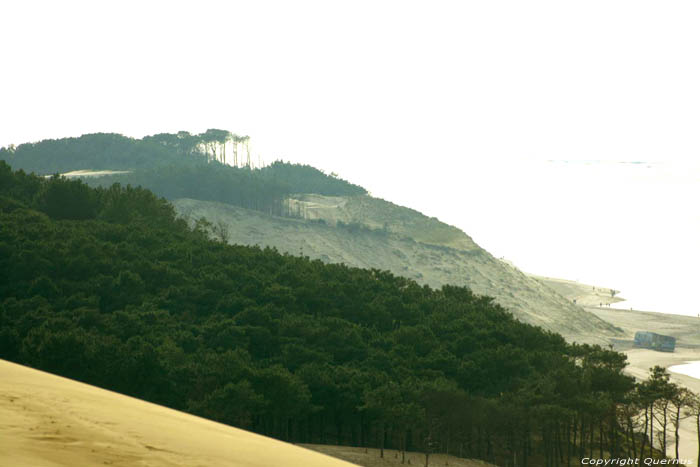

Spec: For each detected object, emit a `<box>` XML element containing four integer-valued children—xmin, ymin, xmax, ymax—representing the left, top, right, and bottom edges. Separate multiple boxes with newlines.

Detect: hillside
<box><xmin>175</xmin><ymin>195</ymin><xmax>621</xmax><ymax>342</ymax></box>
<box><xmin>0</xmin><ymin>163</ymin><xmax>637</xmax><ymax>466</ymax></box>
<box><xmin>3</xmin><ymin>131</ymin><xmax>621</xmax><ymax>341</ymax></box>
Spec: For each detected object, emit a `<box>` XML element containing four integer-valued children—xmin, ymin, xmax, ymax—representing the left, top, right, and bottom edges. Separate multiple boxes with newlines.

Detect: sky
<box><xmin>1</xmin><ymin>1</ymin><xmax>699</xmax><ymax>314</ymax></box>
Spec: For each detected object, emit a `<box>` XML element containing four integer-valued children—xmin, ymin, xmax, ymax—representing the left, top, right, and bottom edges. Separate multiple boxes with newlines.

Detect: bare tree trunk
<box><xmin>610</xmin><ymin>412</ymin><xmax>618</xmax><ymax>458</ymax></box>
<box><xmin>662</xmin><ymin>403</ymin><xmax>668</xmax><ymax>457</ymax></box>
<box><xmin>579</xmin><ymin>415</ymin><xmax>586</xmax><ymax>459</ymax></box>
<box><xmin>650</xmin><ymin>404</ymin><xmax>654</xmax><ymax>455</ymax></box>
<box><xmin>640</xmin><ymin>407</ymin><xmax>649</xmax><ymax>459</ymax></box>
<box><xmin>628</xmin><ymin>416</ymin><xmax>637</xmax><ymax>458</ymax></box>
<box><xmin>696</xmin><ymin>414</ymin><xmax>700</xmax><ymax>465</ymax></box>
<box><xmin>402</xmin><ymin>431</ymin><xmax>406</xmax><ymax>464</ymax></box>
<box><xmin>675</xmin><ymin>405</ymin><xmax>681</xmax><ymax>460</ymax></box>
<box><xmin>556</xmin><ymin>423</ymin><xmax>563</xmax><ymax>466</ymax></box>
<box><xmin>477</xmin><ymin>427</ymin><xmax>482</xmax><ymax>459</ymax></box>
<box><xmin>444</xmin><ymin>428</ymin><xmax>449</xmax><ymax>457</ymax></box>
<box><xmin>380</xmin><ymin>422</ymin><xmax>385</xmax><ymax>458</ymax></box>
<box><xmin>566</xmin><ymin>419</ymin><xmax>571</xmax><ymax>467</ymax></box>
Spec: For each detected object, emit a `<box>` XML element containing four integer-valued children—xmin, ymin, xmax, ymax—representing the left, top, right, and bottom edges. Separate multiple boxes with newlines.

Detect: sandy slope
<box><xmin>0</xmin><ymin>359</ymin><xmax>356</xmax><ymax>467</ymax></box>
<box><xmin>174</xmin><ymin>196</ymin><xmax>620</xmax><ymax>343</ymax></box>
<box><xmin>285</xmin><ymin>194</ymin><xmax>480</xmax><ymax>251</ymax></box>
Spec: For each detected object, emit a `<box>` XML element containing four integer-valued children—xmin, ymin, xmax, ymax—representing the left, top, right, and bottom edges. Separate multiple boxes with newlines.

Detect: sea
<box><xmin>428</xmin><ymin>158</ymin><xmax>700</xmax><ymax>318</ymax></box>
<box><xmin>539</xmin><ymin>159</ymin><xmax>699</xmax><ymax>318</ymax></box>
<box><xmin>670</xmin><ymin>361</ymin><xmax>700</xmax><ymax>379</ymax></box>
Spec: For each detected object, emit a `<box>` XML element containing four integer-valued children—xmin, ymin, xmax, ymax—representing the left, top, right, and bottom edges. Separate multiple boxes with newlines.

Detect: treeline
<box><xmin>87</xmin><ymin>161</ymin><xmax>366</xmax><ymax>215</ymax></box>
<box><xmin>86</xmin><ymin>165</ymin><xmax>292</xmax><ymax>215</ymax></box>
<box><xmin>0</xmin><ymin>132</ymin><xmax>204</xmax><ymax>173</ymax></box>
<box><xmin>633</xmin><ymin>366</ymin><xmax>700</xmax><ymax>463</ymax></box>
<box><xmin>0</xmin><ymin>130</ymin><xmax>248</xmax><ymax>173</ymax></box>
<box><xmin>1</xmin><ymin>131</ymin><xmax>366</xmax><ymax>215</ymax></box>
<box><xmin>1</xmin><ymin>164</ymin><xmax>698</xmax><ymax>466</ymax></box>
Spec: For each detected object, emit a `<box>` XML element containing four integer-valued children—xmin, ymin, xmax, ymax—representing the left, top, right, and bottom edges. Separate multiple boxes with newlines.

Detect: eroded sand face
<box><xmin>0</xmin><ymin>359</ymin><xmax>356</xmax><ymax>467</ymax></box>
<box><xmin>172</xmin><ymin>197</ymin><xmax>620</xmax><ymax>342</ymax></box>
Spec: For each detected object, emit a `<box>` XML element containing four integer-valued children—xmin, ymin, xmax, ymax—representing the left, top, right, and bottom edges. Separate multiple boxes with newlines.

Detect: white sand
<box><xmin>62</xmin><ymin>170</ymin><xmax>132</xmax><ymax>177</ymax></box>
<box><xmin>0</xmin><ymin>359</ymin><xmax>356</xmax><ymax>467</ymax></box>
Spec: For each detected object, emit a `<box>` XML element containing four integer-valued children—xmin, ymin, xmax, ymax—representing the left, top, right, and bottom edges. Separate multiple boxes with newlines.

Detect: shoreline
<box><xmin>552</xmin><ymin>270</ymin><xmax>700</xmax><ymax>464</ymax></box>
<box><xmin>584</xmin><ymin>303</ymin><xmax>700</xmax><ymax>464</ymax></box>
<box><xmin>622</xmin><ymin>348</ymin><xmax>700</xmax><ymax>464</ymax></box>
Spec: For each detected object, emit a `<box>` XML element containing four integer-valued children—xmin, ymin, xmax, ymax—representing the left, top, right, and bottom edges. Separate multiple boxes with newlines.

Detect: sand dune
<box><xmin>173</xmin><ymin>196</ymin><xmax>620</xmax><ymax>343</ymax></box>
<box><xmin>0</xmin><ymin>359</ymin><xmax>356</xmax><ymax>467</ymax></box>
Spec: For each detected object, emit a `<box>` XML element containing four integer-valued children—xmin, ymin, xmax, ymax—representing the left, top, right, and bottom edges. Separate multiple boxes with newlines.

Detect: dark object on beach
<box><xmin>634</xmin><ymin>331</ymin><xmax>676</xmax><ymax>352</ymax></box>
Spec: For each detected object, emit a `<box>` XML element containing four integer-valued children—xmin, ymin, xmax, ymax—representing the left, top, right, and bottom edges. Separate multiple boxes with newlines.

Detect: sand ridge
<box><xmin>0</xmin><ymin>359</ymin><xmax>357</xmax><ymax>467</ymax></box>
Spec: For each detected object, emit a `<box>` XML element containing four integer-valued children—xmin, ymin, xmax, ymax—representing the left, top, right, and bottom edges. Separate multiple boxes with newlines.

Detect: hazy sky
<box><xmin>2</xmin><ymin>1</ymin><xmax>698</xmax><ymax>312</ymax></box>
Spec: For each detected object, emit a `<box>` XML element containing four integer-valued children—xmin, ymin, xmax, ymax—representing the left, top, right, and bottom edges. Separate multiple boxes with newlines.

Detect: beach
<box><xmin>588</xmin><ymin>306</ymin><xmax>700</xmax><ymax>463</ymax></box>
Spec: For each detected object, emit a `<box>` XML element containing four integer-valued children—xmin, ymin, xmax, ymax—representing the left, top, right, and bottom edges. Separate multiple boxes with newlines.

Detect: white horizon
<box><xmin>1</xmin><ymin>0</ymin><xmax>698</xmax><ymax>315</ymax></box>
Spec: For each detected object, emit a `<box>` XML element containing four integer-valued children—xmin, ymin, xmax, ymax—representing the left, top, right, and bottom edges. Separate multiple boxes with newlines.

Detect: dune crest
<box><xmin>0</xmin><ymin>359</ymin><xmax>356</xmax><ymax>467</ymax></box>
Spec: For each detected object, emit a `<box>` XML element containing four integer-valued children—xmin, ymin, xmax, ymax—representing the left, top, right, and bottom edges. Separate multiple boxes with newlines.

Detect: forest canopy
<box><xmin>1</xmin><ymin>131</ymin><xmax>366</xmax><ymax>215</ymax></box>
<box><xmin>0</xmin><ymin>162</ymin><xmax>668</xmax><ymax>466</ymax></box>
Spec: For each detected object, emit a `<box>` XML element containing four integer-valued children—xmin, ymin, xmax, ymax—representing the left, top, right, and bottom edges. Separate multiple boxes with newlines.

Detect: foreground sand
<box><xmin>0</xmin><ymin>359</ymin><xmax>356</xmax><ymax>467</ymax></box>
